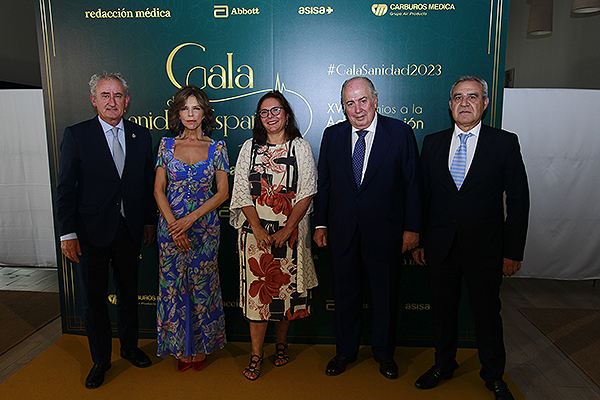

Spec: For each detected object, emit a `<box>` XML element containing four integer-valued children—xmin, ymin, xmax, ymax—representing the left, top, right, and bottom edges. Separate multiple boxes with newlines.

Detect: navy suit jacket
<box><xmin>56</xmin><ymin>117</ymin><xmax>156</xmax><ymax>247</ymax></box>
<box><xmin>420</xmin><ymin>124</ymin><xmax>530</xmax><ymax>266</ymax></box>
<box><xmin>314</xmin><ymin>114</ymin><xmax>422</xmax><ymax>261</ymax></box>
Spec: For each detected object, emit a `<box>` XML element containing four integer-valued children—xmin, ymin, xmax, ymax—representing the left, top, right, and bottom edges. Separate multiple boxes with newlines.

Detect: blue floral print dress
<box><xmin>155</xmin><ymin>137</ymin><xmax>229</xmax><ymax>358</ymax></box>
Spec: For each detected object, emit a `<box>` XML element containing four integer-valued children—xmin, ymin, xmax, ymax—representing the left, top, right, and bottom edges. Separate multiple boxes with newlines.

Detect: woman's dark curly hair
<box><xmin>168</xmin><ymin>85</ymin><xmax>214</xmax><ymax>137</ymax></box>
<box><xmin>252</xmin><ymin>91</ymin><xmax>302</xmax><ymax>144</ymax></box>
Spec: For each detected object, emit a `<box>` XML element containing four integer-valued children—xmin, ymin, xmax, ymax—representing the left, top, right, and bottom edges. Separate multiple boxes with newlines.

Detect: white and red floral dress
<box><xmin>230</xmin><ymin>137</ymin><xmax>318</xmax><ymax>322</ymax></box>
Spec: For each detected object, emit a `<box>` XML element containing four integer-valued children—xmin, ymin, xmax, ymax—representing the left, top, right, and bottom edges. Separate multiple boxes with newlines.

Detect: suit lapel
<box><xmin>338</xmin><ymin>122</ymin><xmax>355</xmax><ymax>188</ymax></box>
<box><xmin>461</xmin><ymin>125</ymin><xmax>492</xmax><ymax>190</ymax></box>
<box><xmin>123</xmin><ymin>121</ymin><xmax>133</xmax><ymax>175</ymax></box>
<box><xmin>93</xmin><ymin>117</ymin><xmax>122</xmax><ymax>179</ymax></box>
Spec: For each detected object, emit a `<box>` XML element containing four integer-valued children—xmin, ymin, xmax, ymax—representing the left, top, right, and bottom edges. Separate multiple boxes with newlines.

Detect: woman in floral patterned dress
<box><xmin>230</xmin><ymin>91</ymin><xmax>318</xmax><ymax>380</ymax></box>
<box><xmin>154</xmin><ymin>86</ymin><xmax>229</xmax><ymax>372</ymax></box>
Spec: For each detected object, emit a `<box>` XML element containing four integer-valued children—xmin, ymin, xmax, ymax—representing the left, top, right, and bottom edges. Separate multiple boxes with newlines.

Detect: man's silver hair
<box><xmin>340</xmin><ymin>76</ymin><xmax>378</xmax><ymax>107</ymax></box>
<box><xmin>450</xmin><ymin>75</ymin><xmax>488</xmax><ymax>100</ymax></box>
<box><xmin>89</xmin><ymin>72</ymin><xmax>129</xmax><ymax>98</ymax></box>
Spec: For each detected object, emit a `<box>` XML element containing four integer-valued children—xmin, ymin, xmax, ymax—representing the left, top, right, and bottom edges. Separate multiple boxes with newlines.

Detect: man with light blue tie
<box><xmin>413</xmin><ymin>75</ymin><xmax>529</xmax><ymax>400</ymax></box>
<box><xmin>313</xmin><ymin>76</ymin><xmax>422</xmax><ymax>379</ymax></box>
<box><xmin>56</xmin><ymin>72</ymin><xmax>156</xmax><ymax>389</ymax></box>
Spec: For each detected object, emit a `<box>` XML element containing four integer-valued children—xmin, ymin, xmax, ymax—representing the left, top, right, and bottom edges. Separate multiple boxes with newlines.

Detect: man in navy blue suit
<box><xmin>413</xmin><ymin>75</ymin><xmax>529</xmax><ymax>400</ymax></box>
<box><xmin>313</xmin><ymin>77</ymin><xmax>422</xmax><ymax>379</ymax></box>
<box><xmin>56</xmin><ymin>72</ymin><xmax>156</xmax><ymax>389</ymax></box>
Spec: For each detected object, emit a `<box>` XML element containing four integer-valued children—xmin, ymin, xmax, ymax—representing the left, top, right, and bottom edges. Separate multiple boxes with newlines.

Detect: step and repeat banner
<box><xmin>36</xmin><ymin>0</ymin><xmax>509</xmax><ymax>346</ymax></box>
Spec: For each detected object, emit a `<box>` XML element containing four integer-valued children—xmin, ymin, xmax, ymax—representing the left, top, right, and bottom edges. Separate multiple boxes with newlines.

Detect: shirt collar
<box><xmin>453</xmin><ymin>120</ymin><xmax>482</xmax><ymax>138</ymax></box>
<box><xmin>98</xmin><ymin>116</ymin><xmax>125</xmax><ymax>135</ymax></box>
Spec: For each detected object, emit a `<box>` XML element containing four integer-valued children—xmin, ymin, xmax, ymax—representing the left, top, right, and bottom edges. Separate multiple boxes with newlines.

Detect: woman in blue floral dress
<box><xmin>154</xmin><ymin>86</ymin><xmax>229</xmax><ymax>372</ymax></box>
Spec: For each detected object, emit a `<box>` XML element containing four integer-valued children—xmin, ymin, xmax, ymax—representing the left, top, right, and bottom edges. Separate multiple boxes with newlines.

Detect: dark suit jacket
<box><xmin>56</xmin><ymin>117</ymin><xmax>156</xmax><ymax>247</ymax></box>
<box><xmin>314</xmin><ymin>114</ymin><xmax>422</xmax><ymax>261</ymax></box>
<box><xmin>420</xmin><ymin>124</ymin><xmax>529</xmax><ymax>266</ymax></box>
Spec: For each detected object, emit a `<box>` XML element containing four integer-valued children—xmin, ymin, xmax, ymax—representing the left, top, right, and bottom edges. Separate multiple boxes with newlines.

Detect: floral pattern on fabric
<box><xmin>230</xmin><ymin>138</ymin><xmax>318</xmax><ymax>322</ymax></box>
<box><xmin>248</xmin><ymin>253</ymin><xmax>291</xmax><ymax>305</ymax></box>
<box><xmin>155</xmin><ymin>137</ymin><xmax>229</xmax><ymax>358</ymax></box>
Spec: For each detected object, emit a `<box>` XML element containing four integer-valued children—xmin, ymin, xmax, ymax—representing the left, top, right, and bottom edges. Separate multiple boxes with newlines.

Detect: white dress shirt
<box><xmin>351</xmin><ymin>113</ymin><xmax>378</xmax><ymax>185</ymax></box>
<box><xmin>447</xmin><ymin>121</ymin><xmax>482</xmax><ymax>175</ymax></box>
<box><xmin>99</xmin><ymin>117</ymin><xmax>127</xmax><ymax>160</ymax></box>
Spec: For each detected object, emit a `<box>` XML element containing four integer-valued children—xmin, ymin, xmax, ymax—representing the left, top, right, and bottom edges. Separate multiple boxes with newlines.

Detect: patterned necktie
<box><xmin>111</xmin><ymin>127</ymin><xmax>125</xmax><ymax>177</ymax></box>
<box><xmin>450</xmin><ymin>133</ymin><xmax>473</xmax><ymax>189</ymax></box>
<box><xmin>352</xmin><ymin>130</ymin><xmax>368</xmax><ymax>187</ymax></box>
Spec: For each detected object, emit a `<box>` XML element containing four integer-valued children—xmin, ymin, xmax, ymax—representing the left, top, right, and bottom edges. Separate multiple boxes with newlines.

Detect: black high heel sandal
<box><xmin>243</xmin><ymin>354</ymin><xmax>263</xmax><ymax>380</ymax></box>
<box><xmin>274</xmin><ymin>343</ymin><xmax>289</xmax><ymax>367</ymax></box>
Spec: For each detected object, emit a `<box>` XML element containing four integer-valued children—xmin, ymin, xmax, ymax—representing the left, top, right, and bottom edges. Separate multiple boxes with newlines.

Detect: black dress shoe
<box><xmin>85</xmin><ymin>362</ymin><xmax>111</xmax><ymax>389</ymax></box>
<box><xmin>120</xmin><ymin>348</ymin><xmax>152</xmax><ymax>368</ymax></box>
<box><xmin>415</xmin><ymin>365</ymin><xmax>454</xmax><ymax>389</ymax></box>
<box><xmin>373</xmin><ymin>356</ymin><xmax>398</xmax><ymax>379</ymax></box>
<box><xmin>485</xmin><ymin>380</ymin><xmax>515</xmax><ymax>400</ymax></box>
<box><xmin>325</xmin><ymin>354</ymin><xmax>357</xmax><ymax>376</ymax></box>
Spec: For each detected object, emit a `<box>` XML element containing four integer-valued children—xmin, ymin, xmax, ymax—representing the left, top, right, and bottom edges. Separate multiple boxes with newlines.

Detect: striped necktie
<box><xmin>450</xmin><ymin>133</ymin><xmax>472</xmax><ymax>189</ymax></box>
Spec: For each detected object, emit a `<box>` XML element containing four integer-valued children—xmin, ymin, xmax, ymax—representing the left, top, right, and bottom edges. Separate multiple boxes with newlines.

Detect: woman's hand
<box><xmin>240</xmin><ymin>206</ymin><xmax>273</xmax><ymax>250</ymax></box>
<box><xmin>168</xmin><ymin>215</ymin><xmax>195</xmax><ymax>239</ymax></box>
<box><xmin>253</xmin><ymin>226</ymin><xmax>273</xmax><ymax>250</ymax></box>
<box><xmin>272</xmin><ymin>226</ymin><xmax>297</xmax><ymax>248</ymax></box>
<box><xmin>173</xmin><ymin>231</ymin><xmax>192</xmax><ymax>251</ymax></box>
<box><xmin>167</xmin><ymin>216</ymin><xmax>195</xmax><ymax>251</ymax></box>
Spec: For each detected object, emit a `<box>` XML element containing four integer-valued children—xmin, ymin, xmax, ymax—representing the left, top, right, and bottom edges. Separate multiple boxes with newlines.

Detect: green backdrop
<box><xmin>36</xmin><ymin>0</ymin><xmax>509</xmax><ymax>346</ymax></box>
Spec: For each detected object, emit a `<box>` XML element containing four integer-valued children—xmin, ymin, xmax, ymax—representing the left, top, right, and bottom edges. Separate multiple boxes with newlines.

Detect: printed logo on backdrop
<box><xmin>83</xmin><ymin>7</ymin><xmax>172</xmax><ymax>19</ymax></box>
<box><xmin>129</xmin><ymin>37</ymin><xmax>433</xmax><ymax>136</ymax></box>
<box><xmin>298</xmin><ymin>6</ymin><xmax>334</xmax><ymax>14</ymax></box>
<box><xmin>135</xmin><ymin>42</ymin><xmax>313</xmax><ymax>139</ymax></box>
<box><xmin>213</xmin><ymin>5</ymin><xmax>260</xmax><ymax>18</ymax></box>
<box><xmin>383</xmin><ymin>3</ymin><xmax>456</xmax><ymax>16</ymax></box>
<box><xmin>372</xmin><ymin>4</ymin><xmax>389</xmax><ymax>16</ymax></box>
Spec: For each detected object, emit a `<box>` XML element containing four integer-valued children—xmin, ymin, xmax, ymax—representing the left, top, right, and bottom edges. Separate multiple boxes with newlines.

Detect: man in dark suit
<box><xmin>413</xmin><ymin>75</ymin><xmax>529</xmax><ymax>400</ymax></box>
<box><xmin>56</xmin><ymin>72</ymin><xmax>156</xmax><ymax>389</ymax></box>
<box><xmin>313</xmin><ymin>76</ymin><xmax>421</xmax><ymax>379</ymax></box>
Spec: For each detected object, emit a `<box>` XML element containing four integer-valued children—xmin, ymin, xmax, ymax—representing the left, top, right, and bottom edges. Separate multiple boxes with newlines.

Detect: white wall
<box><xmin>503</xmin><ymin>88</ymin><xmax>600</xmax><ymax>279</ymax></box>
<box><xmin>0</xmin><ymin>89</ymin><xmax>56</xmax><ymax>267</ymax></box>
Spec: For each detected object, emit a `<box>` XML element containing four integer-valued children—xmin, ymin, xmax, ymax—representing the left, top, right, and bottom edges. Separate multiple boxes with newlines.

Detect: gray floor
<box><xmin>0</xmin><ymin>266</ymin><xmax>61</xmax><ymax>385</ymax></box>
<box><xmin>0</xmin><ymin>266</ymin><xmax>599</xmax><ymax>399</ymax></box>
<box><xmin>0</xmin><ymin>266</ymin><xmax>59</xmax><ymax>292</ymax></box>
<box><xmin>503</xmin><ymin>278</ymin><xmax>600</xmax><ymax>400</ymax></box>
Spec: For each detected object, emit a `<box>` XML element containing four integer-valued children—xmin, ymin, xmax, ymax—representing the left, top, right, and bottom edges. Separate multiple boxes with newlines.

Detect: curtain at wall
<box><xmin>503</xmin><ymin>88</ymin><xmax>600</xmax><ymax>279</ymax></box>
<box><xmin>0</xmin><ymin>89</ymin><xmax>56</xmax><ymax>267</ymax></box>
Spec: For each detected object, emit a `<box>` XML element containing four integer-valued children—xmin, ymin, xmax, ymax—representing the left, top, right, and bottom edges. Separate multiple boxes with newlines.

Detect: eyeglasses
<box><xmin>258</xmin><ymin>106</ymin><xmax>282</xmax><ymax>118</ymax></box>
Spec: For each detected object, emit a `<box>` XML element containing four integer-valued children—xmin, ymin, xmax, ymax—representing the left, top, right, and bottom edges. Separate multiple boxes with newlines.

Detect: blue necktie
<box><xmin>450</xmin><ymin>133</ymin><xmax>472</xmax><ymax>189</ymax></box>
<box><xmin>352</xmin><ymin>130</ymin><xmax>368</xmax><ymax>187</ymax></box>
